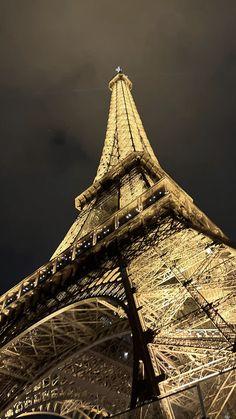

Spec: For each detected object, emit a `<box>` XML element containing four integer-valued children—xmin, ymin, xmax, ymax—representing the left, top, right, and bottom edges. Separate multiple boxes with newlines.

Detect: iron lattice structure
<box><xmin>0</xmin><ymin>71</ymin><xmax>236</xmax><ymax>418</ymax></box>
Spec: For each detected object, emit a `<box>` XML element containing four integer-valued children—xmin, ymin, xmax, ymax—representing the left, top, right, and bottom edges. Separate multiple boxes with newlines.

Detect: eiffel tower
<box><xmin>0</xmin><ymin>68</ymin><xmax>236</xmax><ymax>419</ymax></box>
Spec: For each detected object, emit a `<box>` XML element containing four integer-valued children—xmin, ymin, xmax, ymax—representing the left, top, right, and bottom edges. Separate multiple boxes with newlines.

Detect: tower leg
<box><xmin>118</xmin><ymin>253</ymin><xmax>161</xmax><ymax>410</ymax></box>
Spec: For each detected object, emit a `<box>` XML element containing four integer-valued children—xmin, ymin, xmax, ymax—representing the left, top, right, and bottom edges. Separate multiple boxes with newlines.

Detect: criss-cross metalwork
<box><xmin>0</xmin><ymin>71</ymin><xmax>235</xmax><ymax>418</ymax></box>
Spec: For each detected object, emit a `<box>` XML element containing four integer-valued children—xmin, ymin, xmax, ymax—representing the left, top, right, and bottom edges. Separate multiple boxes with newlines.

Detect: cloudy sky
<box><xmin>0</xmin><ymin>0</ymin><xmax>236</xmax><ymax>294</ymax></box>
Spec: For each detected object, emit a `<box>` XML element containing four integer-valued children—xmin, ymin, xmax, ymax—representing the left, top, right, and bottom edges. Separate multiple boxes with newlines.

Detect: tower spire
<box><xmin>95</xmin><ymin>69</ymin><xmax>159</xmax><ymax>181</ymax></box>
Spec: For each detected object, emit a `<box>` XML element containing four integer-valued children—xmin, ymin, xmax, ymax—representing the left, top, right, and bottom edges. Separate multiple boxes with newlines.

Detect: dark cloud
<box><xmin>0</xmin><ymin>0</ymin><xmax>236</xmax><ymax>293</ymax></box>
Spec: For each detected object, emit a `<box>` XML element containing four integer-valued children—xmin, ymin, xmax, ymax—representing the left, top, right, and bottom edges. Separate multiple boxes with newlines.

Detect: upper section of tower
<box><xmin>95</xmin><ymin>69</ymin><xmax>159</xmax><ymax>181</ymax></box>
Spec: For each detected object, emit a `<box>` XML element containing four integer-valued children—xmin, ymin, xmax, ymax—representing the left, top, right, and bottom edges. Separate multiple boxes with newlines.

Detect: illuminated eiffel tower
<box><xmin>0</xmin><ymin>68</ymin><xmax>236</xmax><ymax>418</ymax></box>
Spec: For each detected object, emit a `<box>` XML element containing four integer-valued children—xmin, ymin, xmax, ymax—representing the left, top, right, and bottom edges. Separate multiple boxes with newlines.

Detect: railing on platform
<box><xmin>0</xmin><ymin>178</ymin><xmax>172</xmax><ymax>311</ymax></box>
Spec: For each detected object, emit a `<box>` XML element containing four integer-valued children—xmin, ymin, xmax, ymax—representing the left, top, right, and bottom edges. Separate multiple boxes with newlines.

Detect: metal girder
<box><xmin>1</xmin><ymin>215</ymin><xmax>236</xmax><ymax>418</ymax></box>
<box><xmin>0</xmin><ymin>299</ymin><xmax>132</xmax><ymax>418</ymax></box>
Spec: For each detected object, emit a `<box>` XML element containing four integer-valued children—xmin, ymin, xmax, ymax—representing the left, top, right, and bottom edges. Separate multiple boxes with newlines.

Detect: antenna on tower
<box><xmin>115</xmin><ymin>66</ymin><xmax>123</xmax><ymax>74</ymax></box>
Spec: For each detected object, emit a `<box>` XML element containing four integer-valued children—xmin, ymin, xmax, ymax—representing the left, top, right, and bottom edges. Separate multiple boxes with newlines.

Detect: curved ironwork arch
<box><xmin>0</xmin><ymin>298</ymin><xmax>133</xmax><ymax>418</ymax></box>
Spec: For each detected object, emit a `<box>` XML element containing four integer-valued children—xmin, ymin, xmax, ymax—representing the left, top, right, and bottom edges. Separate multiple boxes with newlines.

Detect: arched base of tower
<box><xmin>0</xmin><ymin>299</ymin><xmax>133</xmax><ymax>418</ymax></box>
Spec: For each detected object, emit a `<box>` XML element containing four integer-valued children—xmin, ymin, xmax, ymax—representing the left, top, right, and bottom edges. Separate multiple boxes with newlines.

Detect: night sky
<box><xmin>0</xmin><ymin>1</ymin><xmax>236</xmax><ymax>294</ymax></box>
